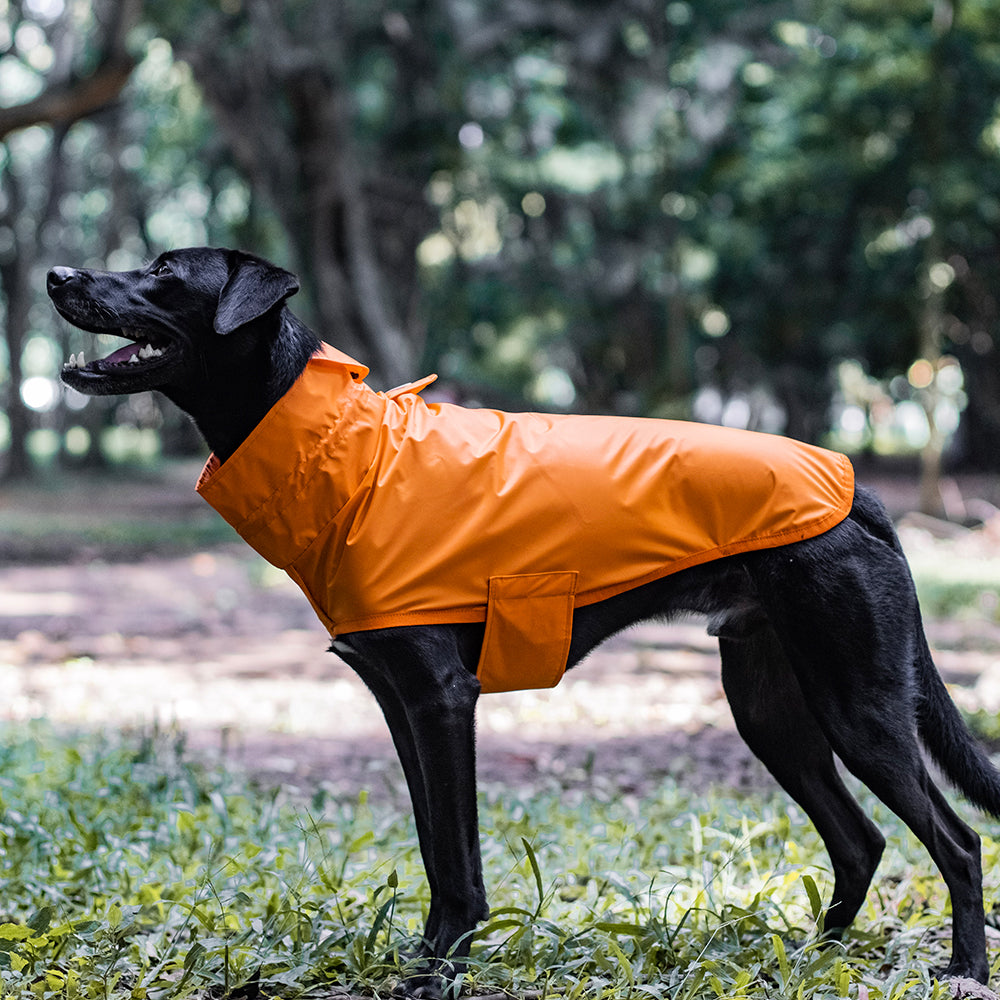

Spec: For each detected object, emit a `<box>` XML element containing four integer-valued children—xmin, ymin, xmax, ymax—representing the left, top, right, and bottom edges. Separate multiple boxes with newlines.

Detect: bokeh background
<box><xmin>4</xmin><ymin>12</ymin><xmax>1000</xmax><ymax>995</ymax></box>
<box><xmin>1</xmin><ymin>0</ymin><xmax>998</xmax><ymax>518</ymax></box>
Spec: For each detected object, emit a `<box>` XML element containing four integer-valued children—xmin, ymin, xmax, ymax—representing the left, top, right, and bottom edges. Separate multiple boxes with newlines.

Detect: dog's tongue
<box><xmin>103</xmin><ymin>343</ymin><xmax>140</xmax><ymax>366</ymax></box>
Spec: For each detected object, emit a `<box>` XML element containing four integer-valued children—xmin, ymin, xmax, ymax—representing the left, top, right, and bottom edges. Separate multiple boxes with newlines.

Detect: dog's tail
<box><xmin>916</xmin><ymin>626</ymin><xmax>1000</xmax><ymax>818</ymax></box>
<box><xmin>851</xmin><ymin>487</ymin><xmax>1000</xmax><ymax>816</ymax></box>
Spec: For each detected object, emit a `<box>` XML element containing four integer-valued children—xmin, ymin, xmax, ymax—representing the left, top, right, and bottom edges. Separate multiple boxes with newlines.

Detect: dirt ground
<box><xmin>1</xmin><ymin>465</ymin><xmax>999</xmax><ymax>805</ymax></box>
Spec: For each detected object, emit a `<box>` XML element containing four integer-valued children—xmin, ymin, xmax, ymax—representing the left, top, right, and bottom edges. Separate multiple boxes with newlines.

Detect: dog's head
<box><xmin>48</xmin><ymin>247</ymin><xmax>300</xmax><ymax>397</ymax></box>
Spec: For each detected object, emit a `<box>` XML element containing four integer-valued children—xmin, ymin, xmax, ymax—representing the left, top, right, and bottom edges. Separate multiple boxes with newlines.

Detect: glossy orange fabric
<box><xmin>197</xmin><ymin>344</ymin><xmax>855</xmax><ymax>693</ymax></box>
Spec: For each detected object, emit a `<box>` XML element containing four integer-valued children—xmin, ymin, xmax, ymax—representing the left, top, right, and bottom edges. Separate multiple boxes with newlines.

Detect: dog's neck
<box><xmin>166</xmin><ymin>308</ymin><xmax>321</xmax><ymax>464</ymax></box>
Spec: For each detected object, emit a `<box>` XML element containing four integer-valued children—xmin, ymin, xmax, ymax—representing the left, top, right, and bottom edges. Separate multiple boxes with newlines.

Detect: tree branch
<box><xmin>0</xmin><ymin>55</ymin><xmax>135</xmax><ymax>141</ymax></box>
<box><xmin>0</xmin><ymin>0</ymin><xmax>142</xmax><ymax>141</ymax></box>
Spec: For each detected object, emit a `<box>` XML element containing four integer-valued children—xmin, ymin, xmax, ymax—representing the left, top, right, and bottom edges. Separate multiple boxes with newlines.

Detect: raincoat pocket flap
<box><xmin>477</xmin><ymin>571</ymin><xmax>578</xmax><ymax>694</ymax></box>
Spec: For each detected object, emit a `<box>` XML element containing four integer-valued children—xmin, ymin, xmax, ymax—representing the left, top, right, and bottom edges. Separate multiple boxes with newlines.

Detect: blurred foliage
<box><xmin>1</xmin><ymin>0</ymin><xmax>999</xmax><ymax>482</ymax></box>
<box><xmin>905</xmin><ymin>539</ymin><xmax>1000</xmax><ymax>621</ymax></box>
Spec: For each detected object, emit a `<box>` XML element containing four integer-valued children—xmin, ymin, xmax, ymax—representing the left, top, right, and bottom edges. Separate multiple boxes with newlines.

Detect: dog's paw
<box><xmin>391</xmin><ymin>974</ymin><xmax>450</xmax><ymax>1000</ymax></box>
<box><xmin>391</xmin><ymin>956</ymin><xmax>462</xmax><ymax>1000</ymax></box>
<box><xmin>943</xmin><ymin>976</ymin><xmax>999</xmax><ymax>1000</ymax></box>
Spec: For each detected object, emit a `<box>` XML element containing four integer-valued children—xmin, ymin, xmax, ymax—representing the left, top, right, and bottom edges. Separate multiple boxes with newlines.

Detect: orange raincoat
<box><xmin>197</xmin><ymin>345</ymin><xmax>854</xmax><ymax>693</ymax></box>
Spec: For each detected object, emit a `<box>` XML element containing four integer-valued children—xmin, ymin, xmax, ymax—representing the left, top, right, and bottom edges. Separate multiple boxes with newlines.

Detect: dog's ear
<box><xmin>214</xmin><ymin>254</ymin><xmax>300</xmax><ymax>336</ymax></box>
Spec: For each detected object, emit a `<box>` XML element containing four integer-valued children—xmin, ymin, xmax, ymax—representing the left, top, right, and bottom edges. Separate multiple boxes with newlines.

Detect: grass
<box><xmin>0</xmin><ymin>507</ymin><xmax>237</xmax><ymax>561</ymax></box>
<box><xmin>0</xmin><ymin>725</ymin><xmax>995</xmax><ymax>999</ymax></box>
<box><xmin>908</xmin><ymin>551</ymin><xmax>1000</xmax><ymax>623</ymax></box>
<box><xmin>0</xmin><ymin>464</ymin><xmax>238</xmax><ymax>562</ymax></box>
<box><xmin>895</xmin><ymin>522</ymin><xmax>1000</xmax><ymax>624</ymax></box>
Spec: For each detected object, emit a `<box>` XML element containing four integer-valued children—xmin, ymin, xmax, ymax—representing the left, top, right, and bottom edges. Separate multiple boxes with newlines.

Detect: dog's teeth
<box><xmin>65</xmin><ymin>354</ymin><xmax>75</xmax><ymax>369</ymax></box>
<box><xmin>128</xmin><ymin>353</ymin><xmax>139</xmax><ymax>364</ymax></box>
<box><xmin>139</xmin><ymin>344</ymin><xmax>151</xmax><ymax>359</ymax></box>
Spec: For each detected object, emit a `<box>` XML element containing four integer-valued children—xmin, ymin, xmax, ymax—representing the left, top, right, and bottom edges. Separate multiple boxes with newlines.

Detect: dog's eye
<box><xmin>150</xmin><ymin>261</ymin><xmax>172</xmax><ymax>277</ymax></box>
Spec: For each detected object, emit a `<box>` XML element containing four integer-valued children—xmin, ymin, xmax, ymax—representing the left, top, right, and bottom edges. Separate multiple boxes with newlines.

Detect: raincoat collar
<box><xmin>310</xmin><ymin>343</ymin><xmax>370</xmax><ymax>381</ymax></box>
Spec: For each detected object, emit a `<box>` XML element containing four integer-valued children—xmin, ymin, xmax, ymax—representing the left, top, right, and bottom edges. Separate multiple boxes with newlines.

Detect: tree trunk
<box><xmin>915</xmin><ymin>0</ymin><xmax>959</xmax><ymax>517</ymax></box>
<box><xmin>0</xmin><ymin>161</ymin><xmax>33</xmax><ymax>480</ymax></box>
<box><xmin>1</xmin><ymin>266</ymin><xmax>32</xmax><ymax>480</ymax></box>
<box><xmin>176</xmin><ymin>7</ymin><xmax>423</xmax><ymax>388</ymax></box>
<box><xmin>916</xmin><ymin>258</ymin><xmax>946</xmax><ymax>518</ymax></box>
<box><xmin>297</xmin><ymin>80</ymin><xmax>414</xmax><ymax>387</ymax></box>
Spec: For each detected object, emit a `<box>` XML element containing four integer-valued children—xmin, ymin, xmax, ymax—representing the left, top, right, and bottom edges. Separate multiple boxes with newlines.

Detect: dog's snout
<box><xmin>46</xmin><ymin>266</ymin><xmax>79</xmax><ymax>292</ymax></box>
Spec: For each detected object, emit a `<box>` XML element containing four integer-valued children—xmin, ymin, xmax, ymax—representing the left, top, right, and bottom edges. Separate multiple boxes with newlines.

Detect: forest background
<box><xmin>1</xmin><ymin>0</ymin><xmax>999</xmax><ymax>516</ymax></box>
<box><xmin>3</xmin><ymin>6</ymin><xmax>1000</xmax><ymax>995</ymax></box>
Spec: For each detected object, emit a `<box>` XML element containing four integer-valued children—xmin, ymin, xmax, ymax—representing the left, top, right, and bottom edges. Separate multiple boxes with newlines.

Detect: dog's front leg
<box><xmin>334</xmin><ymin>627</ymin><xmax>488</xmax><ymax>999</ymax></box>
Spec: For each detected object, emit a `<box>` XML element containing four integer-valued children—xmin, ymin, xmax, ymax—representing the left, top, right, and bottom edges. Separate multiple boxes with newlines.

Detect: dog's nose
<box><xmin>46</xmin><ymin>266</ymin><xmax>77</xmax><ymax>291</ymax></box>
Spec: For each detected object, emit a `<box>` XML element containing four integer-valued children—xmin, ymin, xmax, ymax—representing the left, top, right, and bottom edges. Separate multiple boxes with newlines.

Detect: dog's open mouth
<box><xmin>63</xmin><ymin>330</ymin><xmax>169</xmax><ymax>373</ymax></box>
<box><xmin>58</xmin><ymin>327</ymin><xmax>179</xmax><ymax>395</ymax></box>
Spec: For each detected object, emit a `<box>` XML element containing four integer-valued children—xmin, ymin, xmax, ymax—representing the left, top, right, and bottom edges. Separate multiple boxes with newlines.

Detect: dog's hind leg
<box><xmin>333</xmin><ymin>626</ymin><xmax>488</xmax><ymax>999</ymax></box>
<box><xmin>719</xmin><ymin>630</ymin><xmax>885</xmax><ymax>937</ymax></box>
<box><xmin>754</xmin><ymin>527</ymin><xmax>991</xmax><ymax>983</ymax></box>
<box><xmin>805</xmin><ymin>694</ymin><xmax>985</xmax><ymax>980</ymax></box>
<box><xmin>802</xmin><ymin>690</ymin><xmax>985</xmax><ymax>980</ymax></box>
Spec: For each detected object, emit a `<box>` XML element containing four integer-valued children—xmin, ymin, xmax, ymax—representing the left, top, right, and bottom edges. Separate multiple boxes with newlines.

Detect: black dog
<box><xmin>49</xmin><ymin>248</ymin><xmax>1000</xmax><ymax>997</ymax></box>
